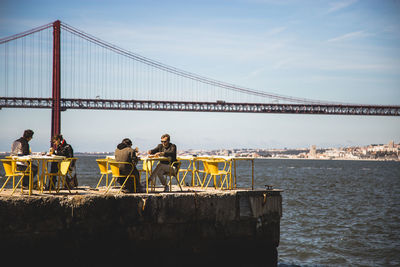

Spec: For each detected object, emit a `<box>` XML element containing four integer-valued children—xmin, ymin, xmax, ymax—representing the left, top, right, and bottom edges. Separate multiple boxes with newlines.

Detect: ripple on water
<box><xmin>257</xmin><ymin>159</ymin><xmax>400</xmax><ymax>266</ymax></box>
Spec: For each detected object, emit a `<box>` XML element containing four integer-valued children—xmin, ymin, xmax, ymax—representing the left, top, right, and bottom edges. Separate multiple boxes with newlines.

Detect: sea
<box><xmin>1</xmin><ymin>155</ymin><xmax>400</xmax><ymax>266</ymax></box>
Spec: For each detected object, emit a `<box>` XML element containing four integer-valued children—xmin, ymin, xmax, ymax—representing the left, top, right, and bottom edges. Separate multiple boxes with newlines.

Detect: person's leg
<box><xmin>71</xmin><ymin>166</ymin><xmax>78</xmax><ymax>187</ymax></box>
<box><xmin>48</xmin><ymin>162</ymin><xmax>58</xmax><ymax>189</ymax></box>
<box><xmin>146</xmin><ymin>164</ymin><xmax>171</xmax><ymax>191</ymax></box>
<box><xmin>31</xmin><ymin>163</ymin><xmax>38</xmax><ymax>178</ymax></box>
<box><xmin>132</xmin><ymin>168</ymin><xmax>143</xmax><ymax>192</ymax></box>
<box><xmin>30</xmin><ymin>163</ymin><xmax>39</xmax><ymax>189</ymax></box>
<box><xmin>117</xmin><ymin>177</ymin><xmax>124</xmax><ymax>186</ymax></box>
<box><xmin>148</xmin><ymin>164</ymin><xmax>162</xmax><ymax>185</ymax></box>
<box><xmin>155</xmin><ymin>164</ymin><xmax>171</xmax><ymax>186</ymax></box>
<box><xmin>123</xmin><ymin>176</ymin><xmax>134</xmax><ymax>192</ymax></box>
<box><xmin>16</xmin><ymin>165</ymin><xmax>29</xmax><ymax>187</ymax></box>
<box><xmin>118</xmin><ymin>167</ymin><xmax>137</xmax><ymax>193</ymax></box>
<box><xmin>65</xmin><ymin>166</ymin><xmax>78</xmax><ymax>189</ymax></box>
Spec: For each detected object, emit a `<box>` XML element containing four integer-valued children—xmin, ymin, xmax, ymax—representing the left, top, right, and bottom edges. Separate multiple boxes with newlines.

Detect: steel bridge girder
<box><xmin>1</xmin><ymin>97</ymin><xmax>400</xmax><ymax>116</ymax></box>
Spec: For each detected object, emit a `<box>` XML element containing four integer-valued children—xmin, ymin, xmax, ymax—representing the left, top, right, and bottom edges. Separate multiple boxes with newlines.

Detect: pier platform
<box><xmin>0</xmin><ymin>186</ymin><xmax>282</xmax><ymax>266</ymax></box>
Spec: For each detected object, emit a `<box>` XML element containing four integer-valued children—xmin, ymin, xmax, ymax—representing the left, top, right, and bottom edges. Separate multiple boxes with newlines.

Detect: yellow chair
<box><xmin>57</xmin><ymin>159</ymin><xmax>73</xmax><ymax>193</ymax></box>
<box><xmin>44</xmin><ymin>158</ymin><xmax>62</xmax><ymax>192</ymax></box>
<box><xmin>44</xmin><ymin>158</ymin><xmax>72</xmax><ymax>193</ymax></box>
<box><xmin>0</xmin><ymin>159</ymin><xmax>27</xmax><ymax>194</ymax></box>
<box><xmin>202</xmin><ymin>159</ymin><xmax>229</xmax><ymax>189</ymax></box>
<box><xmin>193</xmin><ymin>158</ymin><xmax>209</xmax><ymax>187</ymax></box>
<box><xmin>66</xmin><ymin>157</ymin><xmax>78</xmax><ymax>188</ymax></box>
<box><xmin>12</xmin><ymin>158</ymin><xmax>33</xmax><ymax>194</ymax></box>
<box><xmin>165</xmin><ymin>161</ymin><xmax>183</xmax><ymax>192</ymax></box>
<box><xmin>177</xmin><ymin>157</ymin><xmax>193</xmax><ymax>186</ymax></box>
<box><xmin>96</xmin><ymin>159</ymin><xmax>112</xmax><ymax>188</ymax></box>
<box><xmin>148</xmin><ymin>161</ymin><xmax>182</xmax><ymax>192</ymax></box>
<box><xmin>105</xmin><ymin>161</ymin><xmax>138</xmax><ymax>194</ymax></box>
<box><xmin>139</xmin><ymin>159</ymin><xmax>154</xmax><ymax>193</ymax></box>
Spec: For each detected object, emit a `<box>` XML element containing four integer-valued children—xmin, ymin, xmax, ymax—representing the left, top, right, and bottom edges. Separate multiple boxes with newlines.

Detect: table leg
<box><xmin>251</xmin><ymin>159</ymin><xmax>254</xmax><ymax>190</ymax></box>
<box><xmin>40</xmin><ymin>160</ymin><xmax>45</xmax><ymax>193</ymax></box>
<box><xmin>146</xmin><ymin>170</ymin><xmax>149</xmax><ymax>194</ymax></box>
<box><xmin>29</xmin><ymin>160</ymin><xmax>33</xmax><ymax>196</ymax></box>
<box><xmin>106</xmin><ymin>161</ymin><xmax>109</xmax><ymax>187</ymax></box>
<box><xmin>234</xmin><ymin>160</ymin><xmax>237</xmax><ymax>189</ymax></box>
<box><xmin>230</xmin><ymin>160</ymin><xmax>233</xmax><ymax>189</ymax></box>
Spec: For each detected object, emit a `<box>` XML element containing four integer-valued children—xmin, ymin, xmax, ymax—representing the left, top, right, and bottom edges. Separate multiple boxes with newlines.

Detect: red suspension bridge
<box><xmin>1</xmin><ymin>20</ymin><xmax>399</xmax><ymax>138</ymax></box>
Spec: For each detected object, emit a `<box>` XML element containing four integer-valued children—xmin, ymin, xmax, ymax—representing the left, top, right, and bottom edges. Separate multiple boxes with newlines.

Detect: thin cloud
<box><xmin>327</xmin><ymin>0</ymin><xmax>358</xmax><ymax>13</ymax></box>
<box><xmin>266</xmin><ymin>26</ymin><xmax>287</xmax><ymax>36</ymax></box>
<box><xmin>273</xmin><ymin>58</ymin><xmax>294</xmax><ymax>70</ymax></box>
<box><xmin>327</xmin><ymin>30</ymin><xmax>370</xmax><ymax>43</ymax></box>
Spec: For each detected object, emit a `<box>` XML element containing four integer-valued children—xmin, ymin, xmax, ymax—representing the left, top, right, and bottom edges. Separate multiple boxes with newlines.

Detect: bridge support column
<box><xmin>51</xmin><ymin>20</ymin><xmax>61</xmax><ymax>140</ymax></box>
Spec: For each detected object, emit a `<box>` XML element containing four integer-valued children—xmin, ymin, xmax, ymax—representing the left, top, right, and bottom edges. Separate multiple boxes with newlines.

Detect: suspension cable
<box><xmin>0</xmin><ymin>22</ymin><xmax>53</xmax><ymax>44</ymax></box>
<box><xmin>60</xmin><ymin>22</ymin><xmax>344</xmax><ymax>105</ymax></box>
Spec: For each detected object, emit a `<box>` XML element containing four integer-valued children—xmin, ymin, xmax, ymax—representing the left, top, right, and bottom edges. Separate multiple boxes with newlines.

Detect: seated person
<box><xmin>11</xmin><ymin>129</ymin><xmax>38</xmax><ymax>188</ymax></box>
<box><xmin>147</xmin><ymin>133</ymin><xmax>178</xmax><ymax>192</ymax></box>
<box><xmin>114</xmin><ymin>138</ymin><xmax>143</xmax><ymax>193</ymax></box>
<box><xmin>48</xmin><ymin>134</ymin><xmax>77</xmax><ymax>189</ymax></box>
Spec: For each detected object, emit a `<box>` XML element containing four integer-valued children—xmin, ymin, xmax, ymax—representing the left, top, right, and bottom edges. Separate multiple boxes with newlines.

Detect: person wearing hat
<box><xmin>114</xmin><ymin>138</ymin><xmax>143</xmax><ymax>193</ymax></box>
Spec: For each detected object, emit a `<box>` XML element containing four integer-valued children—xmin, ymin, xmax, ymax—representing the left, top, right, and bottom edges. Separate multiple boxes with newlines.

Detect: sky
<box><xmin>0</xmin><ymin>0</ymin><xmax>399</xmax><ymax>152</ymax></box>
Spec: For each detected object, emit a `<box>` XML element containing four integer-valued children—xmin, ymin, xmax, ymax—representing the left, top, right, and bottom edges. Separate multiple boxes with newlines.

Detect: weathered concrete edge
<box><xmin>0</xmin><ymin>190</ymin><xmax>282</xmax><ymax>265</ymax></box>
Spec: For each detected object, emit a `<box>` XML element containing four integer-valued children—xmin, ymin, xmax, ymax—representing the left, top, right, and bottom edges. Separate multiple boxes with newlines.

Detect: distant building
<box><xmin>309</xmin><ymin>145</ymin><xmax>317</xmax><ymax>158</ymax></box>
<box><xmin>389</xmin><ymin>140</ymin><xmax>394</xmax><ymax>149</ymax></box>
<box><xmin>367</xmin><ymin>141</ymin><xmax>399</xmax><ymax>153</ymax></box>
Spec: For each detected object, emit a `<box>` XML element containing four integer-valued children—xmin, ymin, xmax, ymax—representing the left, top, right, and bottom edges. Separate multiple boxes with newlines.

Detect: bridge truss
<box><xmin>1</xmin><ymin>97</ymin><xmax>399</xmax><ymax>116</ymax></box>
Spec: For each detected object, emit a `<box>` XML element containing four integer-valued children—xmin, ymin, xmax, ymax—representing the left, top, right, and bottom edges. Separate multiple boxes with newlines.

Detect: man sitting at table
<box><xmin>11</xmin><ymin>129</ymin><xmax>38</xmax><ymax>188</ymax></box>
<box><xmin>114</xmin><ymin>138</ymin><xmax>143</xmax><ymax>193</ymax></box>
<box><xmin>48</xmin><ymin>134</ymin><xmax>77</xmax><ymax>189</ymax></box>
<box><xmin>147</xmin><ymin>133</ymin><xmax>178</xmax><ymax>192</ymax></box>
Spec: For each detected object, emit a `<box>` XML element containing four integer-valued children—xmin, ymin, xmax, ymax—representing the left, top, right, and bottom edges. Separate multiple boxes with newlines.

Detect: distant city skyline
<box><xmin>1</xmin><ymin>0</ymin><xmax>399</xmax><ymax>152</ymax></box>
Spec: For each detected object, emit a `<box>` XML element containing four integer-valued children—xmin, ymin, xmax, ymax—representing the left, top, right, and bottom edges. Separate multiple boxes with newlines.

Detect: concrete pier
<box><xmin>0</xmin><ymin>187</ymin><xmax>282</xmax><ymax>266</ymax></box>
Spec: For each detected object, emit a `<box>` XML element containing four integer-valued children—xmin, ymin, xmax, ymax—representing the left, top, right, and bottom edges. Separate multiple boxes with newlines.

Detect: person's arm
<box><xmin>57</xmin><ymin>144</ymin><xmax>73</xmax><ymax>158</ymax></box>
<box><xmin>65</xmin><ymin>145</ymin><xmax>74</xmax><ymax>158</ymax></box>
<box><xmin>131</xmin><ymin>149</ymin><xmax>139</xmax><ymax>164</ymax></box>
<box><xmin>148</xmin><ymin>144</ymin><xmax>162</xmax><ymax>155</ymax></box>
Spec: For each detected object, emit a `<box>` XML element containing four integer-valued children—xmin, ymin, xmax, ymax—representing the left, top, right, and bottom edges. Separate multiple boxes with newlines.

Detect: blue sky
<box><xmin>0</xmin><ymin>0</ymin><xmax>399</xmax><ymax>152</ymax></box>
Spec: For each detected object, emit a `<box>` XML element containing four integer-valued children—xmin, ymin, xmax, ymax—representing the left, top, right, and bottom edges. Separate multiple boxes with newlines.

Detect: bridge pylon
<box><xmin>51</xmin><ymin>20</ymin><xmax>61</xmax><ymax>140</ymax></box>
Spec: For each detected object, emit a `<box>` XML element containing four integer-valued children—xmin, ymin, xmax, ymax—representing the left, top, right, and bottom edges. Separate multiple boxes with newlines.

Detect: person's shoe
<box><xmin>163</xmin><ymin>185</ymin><xmax>170</xmax><ymax>192</ymax></box>
<box><xmin>137</xmin><ymin>187</ymin><xmax>146</xmax><ymax>193</ymax></box>
<box><xmin>121</xmin><ymin>187</ymin><xmax>131</xmax><ymax>193</ymax></box>
<box><xmin>72</xmin><ymin>173</ymin><xmax>78</xmax><ymax>187</ymax></box>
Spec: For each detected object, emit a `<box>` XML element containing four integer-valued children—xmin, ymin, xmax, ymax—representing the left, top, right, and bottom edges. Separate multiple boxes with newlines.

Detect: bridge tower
<box><xmin>51</xmin><ymin>20</ymin><xmax>61</xmax><ymax>139</ymax></box>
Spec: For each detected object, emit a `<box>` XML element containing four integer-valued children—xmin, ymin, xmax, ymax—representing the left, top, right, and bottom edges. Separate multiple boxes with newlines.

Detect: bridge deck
<box><xmin>1</xmin><ymin>97</ymin><xmax>399</xmax><ymax>116</ymax></box>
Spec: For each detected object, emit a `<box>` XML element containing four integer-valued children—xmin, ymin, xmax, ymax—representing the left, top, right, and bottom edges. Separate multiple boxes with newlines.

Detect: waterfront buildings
<box><xmin>176</xmin><ymin>141</ymin><xmax>400</xmax><ymax>161</ymax></box>
<box><xmin>1</xmin><ymin>141</ymin><xmax>399</xmax><ymax>161</ymax></box>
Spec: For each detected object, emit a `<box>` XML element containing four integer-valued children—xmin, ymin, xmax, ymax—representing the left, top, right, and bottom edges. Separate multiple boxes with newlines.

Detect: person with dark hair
<box><xmin>114</xmin><ymin>138</ymin><xmax>143</xmax><ymax>193</ymax></box>
<box><xmin>50</xmin><ymin>134</ymin><xmax>74</xmax><ymax>158</ymax></box>
<box><xmin>11</xmin><ymin>129</ymin><xmax>38</xmax><ymax>187</ymax></box>
<box><xmin>48</xmin><ymin>134</ymin><xmax>77</xmax><ymax>189</ymax></box>
<box><xmin>147</xmin><ymin>133</ymin><xmax>178</xmax><ymax>192</ymax></box>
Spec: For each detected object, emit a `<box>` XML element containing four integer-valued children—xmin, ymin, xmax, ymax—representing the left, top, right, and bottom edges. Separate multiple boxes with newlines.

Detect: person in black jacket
<box><xmin>48</xmin><ymin>134</ymin><xmax>77</xmax><ymax>189</ymax></box>
<box><xmin>11</xmin><ymin>129</ymin><xmax>38</xmax><ymax>187</ymax></box>
<box><xmin>114</xmin><ymin>138</ymin><xmax>143</xmax><ymax>193</ymax></box>
<box><xmin>147</xmin><ymin>133</ymin><xmax>178</xmax><ymax>192</ymax></box>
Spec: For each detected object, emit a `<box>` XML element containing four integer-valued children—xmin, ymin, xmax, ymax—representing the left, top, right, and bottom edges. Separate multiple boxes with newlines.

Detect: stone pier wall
<box><xmin>0</xmin><ymin>189</ymin><xmax>282</xmax><ymax>266</ymax></box>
